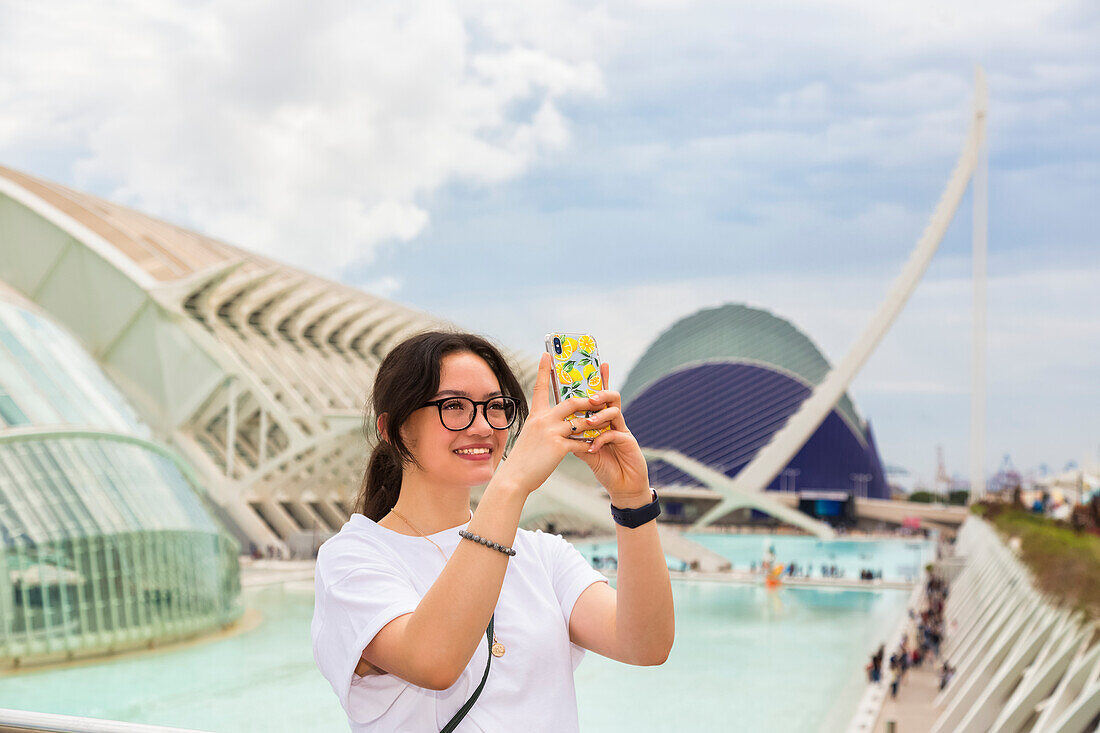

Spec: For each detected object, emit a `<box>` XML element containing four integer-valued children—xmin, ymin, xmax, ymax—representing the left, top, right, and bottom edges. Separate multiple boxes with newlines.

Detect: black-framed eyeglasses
<box><xmin>421</xmin><ymin>396</ymin><xmax>519</xmax><ymax>431</ymax></box>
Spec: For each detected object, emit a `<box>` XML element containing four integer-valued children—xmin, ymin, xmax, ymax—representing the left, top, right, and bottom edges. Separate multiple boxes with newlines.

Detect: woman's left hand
<box><xmin>570</xmin><ymin>362</ymin><xmax>651</xmax><ymax>504</ymax></box>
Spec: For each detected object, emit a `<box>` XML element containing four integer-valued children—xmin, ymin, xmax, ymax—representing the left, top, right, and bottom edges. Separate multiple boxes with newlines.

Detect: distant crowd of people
<box><xmin>745</xmin><ymin>560</ymin><xmax>887</xmax><ymax>581</ymax></box>
<box><xmin>867</xmin><ymin>571</ymin><xmax>954</xmax><ymax>698</ymax></box>
<box><xmin>750</xmin><ymin>559</ymin><xmax>812</xmax><ymax>577</ymax></box>
<box><xmin>249</xmin><ymin>543</ymin><xmax>285</xmax><ymax>560</ymax></box>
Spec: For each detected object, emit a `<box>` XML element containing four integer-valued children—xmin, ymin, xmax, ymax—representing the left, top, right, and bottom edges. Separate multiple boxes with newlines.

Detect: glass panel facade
<box><xmin>0</xmin><ymin>294</ymin><xmax>240</xmax><ymax>667</ymax></box>
<box><xmin>0</xmin><ymin>300</ymin><xmax>147</xmax><ymax>436</ymax></box>
<box><xmin>0</xmin><ymin>436</ymin><xmax>242</xmax><ymax>664</ymax></box>
<box><xmin>0</xmin><ymin>384</ymin><xmax>29</xmax><ymax>427</ymax></box>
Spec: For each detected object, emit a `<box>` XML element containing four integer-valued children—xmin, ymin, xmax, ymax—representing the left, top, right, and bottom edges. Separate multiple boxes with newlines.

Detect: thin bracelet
<box><xmin>458</xmin><ymin>529</ymin><xmax>517</xmax><ymax>557</ymax></box>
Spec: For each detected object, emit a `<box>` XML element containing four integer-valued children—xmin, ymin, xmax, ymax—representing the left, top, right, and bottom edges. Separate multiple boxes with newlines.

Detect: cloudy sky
<box><xmin>1</xmin><ymin>0</ymin><xmax>1097</xmax><ymax>484</ymax></box>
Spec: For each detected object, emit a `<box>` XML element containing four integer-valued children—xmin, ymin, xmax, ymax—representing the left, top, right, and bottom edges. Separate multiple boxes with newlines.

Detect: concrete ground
<box><xmin>239</xmin><ymin>557</ymin><xmax>316</xmax><ymax>591</ymax></box>
<box><xmin>874</xmin><ymin>659</ymin><xmax>943</xmax><ymax>732</ymax></box>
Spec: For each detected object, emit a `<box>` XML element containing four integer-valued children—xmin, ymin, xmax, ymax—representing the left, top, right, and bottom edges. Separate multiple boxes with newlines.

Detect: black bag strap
<box><xmin>441</xmin><ymin>614</ymin><xmax>494</xmax><ymax>733</ymax></box>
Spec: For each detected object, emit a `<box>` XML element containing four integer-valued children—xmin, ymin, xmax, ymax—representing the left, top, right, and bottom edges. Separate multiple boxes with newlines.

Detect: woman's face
<box><xmin>400</xmin><ymin>351</ymin><xmax>510</xmax><ymax>489</ymax></box>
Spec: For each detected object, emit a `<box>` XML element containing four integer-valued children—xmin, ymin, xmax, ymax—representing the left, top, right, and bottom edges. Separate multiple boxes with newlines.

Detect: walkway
<box><xmin>870</xmin><ymin>576</ymin><xmax>948</xmax><ymax>732</ymax></box>
<box><xmin>873</xmin><ymin>660</ymin><xmax>942</xmax><ymax>732</ymax></box>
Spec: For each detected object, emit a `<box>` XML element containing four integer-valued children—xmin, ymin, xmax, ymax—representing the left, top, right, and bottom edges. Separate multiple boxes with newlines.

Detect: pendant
<box><xmin>491</xmin><ymin>639</ymin><xmax>506</xmax><ymax>657</ymax></box>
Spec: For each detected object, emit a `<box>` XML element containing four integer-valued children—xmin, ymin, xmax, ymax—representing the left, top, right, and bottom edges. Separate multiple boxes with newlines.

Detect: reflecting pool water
<box><xmin>685</xmin><ymin>534</ymin><xmax>933</xmax><ymax>581</ymax></box>
<box><xmin>580</xmin><ymin>534</ymin><xmax>933</xmax><ymax>581</ymax></box>
<box><xmin>578</xmin><ymin>582</ymin><xmax>907</xmax><ymax>732</ymax></box>
<box><xmin>0</xmin><ymin>574</ymin><xmax>908</xmax><ymax>732</ymax></box>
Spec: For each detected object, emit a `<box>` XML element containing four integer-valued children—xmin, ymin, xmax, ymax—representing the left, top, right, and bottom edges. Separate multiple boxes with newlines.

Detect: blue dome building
<box><xmin>622</xmin><ymin>304</ymin><xmax>888</xmax><ymax>522</ymax></box>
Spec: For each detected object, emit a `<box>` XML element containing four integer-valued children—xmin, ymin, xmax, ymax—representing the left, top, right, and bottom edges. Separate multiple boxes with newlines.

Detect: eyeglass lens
<box><xmin>438</xmin><ymin>397</ymin><xmax>516</xmax><ymax>430</ymax></box>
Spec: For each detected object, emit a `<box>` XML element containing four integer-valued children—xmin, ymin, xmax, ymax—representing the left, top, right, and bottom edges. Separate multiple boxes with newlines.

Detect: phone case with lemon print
<box><xmin>544</xmin><ymin>333</ymin><xmax>610</xmax><ymax>441</ymax></box>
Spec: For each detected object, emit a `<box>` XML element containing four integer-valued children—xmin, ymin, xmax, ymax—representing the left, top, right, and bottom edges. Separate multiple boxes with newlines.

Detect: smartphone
<box><xmin>544</xmin><ymin>332</ymin><xmax>610</xmax><ymax>441</ymax></box>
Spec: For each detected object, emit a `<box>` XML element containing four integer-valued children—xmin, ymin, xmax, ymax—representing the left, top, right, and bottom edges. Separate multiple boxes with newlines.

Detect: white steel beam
<box><xmin>225</xmin><ymin>376</ymin><xmax>237</xmax><ymax>478</ymax></box>
<box><xmin>970</xmin><ymin>65</ymin><xmax>989</xmax><ymax>503</ymax></box>
<box><xmin>692</xmin><ymin>68</ymin><xmax>988</xmax><ymax>530</ymax></box>
<box><xmin>642</xmin><ymin>447</ymin><xmax>836</xmax><ymax>538</ymax></box>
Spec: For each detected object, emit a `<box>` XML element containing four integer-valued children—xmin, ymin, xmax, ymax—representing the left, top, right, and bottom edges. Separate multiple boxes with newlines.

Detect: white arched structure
<box><xmin>0</xmin><ymin>165</ymin><xmax>569</xmax><ymax>554</ymax></box>
<box><xmin>927</xmin><ymin>519</ymin><xmax>1100</xmax><ymax>733</ymax></box>
<box><xmin>641</xmin><ymin>448</ymin><xmax>837</xmax><ymax>539</ymax></box>
<box><xmin>692</xmin><ymin>67</ymin><xmax>990</xmax><ymax>530</ymax></box>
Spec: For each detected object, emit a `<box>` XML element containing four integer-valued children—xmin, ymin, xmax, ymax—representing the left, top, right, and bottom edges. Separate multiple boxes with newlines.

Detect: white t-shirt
<box><xmin>312</xmin><ymin>513</ymin><xmax>607</xmax><ymax>732</ymax></box>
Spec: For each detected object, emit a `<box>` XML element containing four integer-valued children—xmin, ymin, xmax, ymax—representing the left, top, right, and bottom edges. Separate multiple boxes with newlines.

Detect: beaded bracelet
<box><xmin>458</xmin><ymin>529</ymin><xmax>517</xmax><ymax>557</ymax></box>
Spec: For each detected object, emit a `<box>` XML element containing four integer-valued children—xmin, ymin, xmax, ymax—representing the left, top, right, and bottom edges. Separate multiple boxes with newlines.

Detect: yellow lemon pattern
<box><xmin>587</xmin><ymin>372</ymin><xmax>603</xmax><ymax>391</ymax></box>
<box><xmin>549</xmin><ymin>332</ymin><xmax>609</xmax><ymax>439</ymax></box>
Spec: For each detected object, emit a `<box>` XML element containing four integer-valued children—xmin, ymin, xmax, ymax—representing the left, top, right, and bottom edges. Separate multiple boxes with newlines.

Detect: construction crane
<box><xmin>935</xmin><ymin>445</ymin><xmax>951</xmax><ymax>499</ymax></box>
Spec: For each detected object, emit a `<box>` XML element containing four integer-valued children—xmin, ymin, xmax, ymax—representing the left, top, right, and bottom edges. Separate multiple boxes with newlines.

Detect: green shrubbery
<box><xmin>947</xmin><ymin>490</ymin><xmax>969</xmax><ymax>506</ymax></box>
<box><xmin>906</xmin><ymin>489</ymin><xmax>969</xmax><ymax>505</ymax></box>
<box><xmin>980</xmin><ymin>504</ymin><xmax>1100</xmax><ymax>621</ymax></box>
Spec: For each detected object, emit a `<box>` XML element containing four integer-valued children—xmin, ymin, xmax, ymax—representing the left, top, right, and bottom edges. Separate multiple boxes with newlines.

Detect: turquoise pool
<box><xmin>581</xmin><ymin>533</ymin><xmax>933</xmax><ymax>581</ymax></box>
<box><xmin>0</xmin><ymin>570</ymin><xmax>910</xmax><ymax>731</ymax></box>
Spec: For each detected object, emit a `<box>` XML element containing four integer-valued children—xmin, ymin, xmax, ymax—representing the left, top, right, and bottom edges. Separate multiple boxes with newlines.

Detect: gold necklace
<box><xmin>388</xmin><ymin>507</ymin><xmax>506</xmax><ymax>658</ymax></box>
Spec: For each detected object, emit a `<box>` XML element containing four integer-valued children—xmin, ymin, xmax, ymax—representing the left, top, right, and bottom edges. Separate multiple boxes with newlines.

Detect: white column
<box><xmin>258</xmin><ymin>407</ymin><xmax>268</xmax><ymax>466</ymax></box>
<box><xmin>225</xmin><ymin>376</ymin><xmax>237</xmax><ymax>478</ymax></box>
<box><xmin>970</xmin><ymin>66</ymin><xmax>988</xmax><ymax>503</ymax></box>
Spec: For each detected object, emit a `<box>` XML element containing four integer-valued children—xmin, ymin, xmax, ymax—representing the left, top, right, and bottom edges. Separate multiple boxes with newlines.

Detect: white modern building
<box><xmin>0</xmin><ymin>165</ymin><xmax>549</xmax><ymax>554</ymax></box>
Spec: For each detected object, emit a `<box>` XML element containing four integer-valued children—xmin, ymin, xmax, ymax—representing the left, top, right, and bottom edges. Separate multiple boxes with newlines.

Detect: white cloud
<box><xmin>0</xmin><ymin>0</ymin><xmax>607</xmax><ymax>277</ymax></box>
<box><xmin>358</xmin><ymin>276</ymin><xmax>403</xmax><ymax>299</ymax></box>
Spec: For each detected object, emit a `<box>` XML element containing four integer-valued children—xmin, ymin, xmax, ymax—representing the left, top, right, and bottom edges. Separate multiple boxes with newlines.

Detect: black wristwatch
<box><xmin>610</xmin><ymin>489</ymin><xmax>661</xmax><ymax>528</ymax></box>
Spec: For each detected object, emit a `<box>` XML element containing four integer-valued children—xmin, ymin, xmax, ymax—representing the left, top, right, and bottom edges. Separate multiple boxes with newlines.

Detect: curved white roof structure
<box><xmin>0</xmin><ymin>165</ymin><xmax>557</xmax><ymax>551</ymax></box>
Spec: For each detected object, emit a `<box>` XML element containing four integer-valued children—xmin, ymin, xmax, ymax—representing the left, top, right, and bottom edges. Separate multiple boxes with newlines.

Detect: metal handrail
<box><xmin>0</xmin><ymin>708</ymin><xmax>213</xmax><ymax>733</ymax></box>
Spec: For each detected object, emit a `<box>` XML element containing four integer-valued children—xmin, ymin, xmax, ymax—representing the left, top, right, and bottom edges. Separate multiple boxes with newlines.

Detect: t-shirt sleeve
<box><xmin>536</xmin><ymin>530</ymin><xmax>608</xmax><ymax>626</ymax></box>
<box><xmin>311</xmin><ymin>545</ymin><xmax>421</xmax><ymax>719</ymax></box>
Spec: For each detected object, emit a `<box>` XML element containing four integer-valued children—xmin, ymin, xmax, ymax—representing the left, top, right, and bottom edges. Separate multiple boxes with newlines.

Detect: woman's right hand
<box><xmin>490</xmin><ymin>352</ymin><xmax>596</xmax><ymax>495</ymax></box>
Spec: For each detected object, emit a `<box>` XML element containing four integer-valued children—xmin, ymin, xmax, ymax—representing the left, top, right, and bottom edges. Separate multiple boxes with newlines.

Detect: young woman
<box><xmin>312</xmin><ymin>331</ymin><xmax>674</xmax><ymax>732</ymax></box>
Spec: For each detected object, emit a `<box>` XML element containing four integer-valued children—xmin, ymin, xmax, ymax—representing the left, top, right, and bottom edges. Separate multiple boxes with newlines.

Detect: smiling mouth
<box><xmin>454</xmin><ymin>448</ymin><xmax>491</xmax><ymax>455</ymax></box>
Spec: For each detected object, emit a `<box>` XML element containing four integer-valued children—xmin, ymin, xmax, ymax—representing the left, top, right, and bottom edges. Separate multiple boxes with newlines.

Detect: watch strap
<box><xmin>610</xmin><ymin>489</ymin><xmax>661</xmax><ymax>528</ymax></box>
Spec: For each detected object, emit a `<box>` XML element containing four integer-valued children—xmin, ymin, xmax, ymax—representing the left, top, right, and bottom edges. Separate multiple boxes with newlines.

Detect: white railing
<box><xmin>0</xmin><ymin>709</ymin><xmax>213</xmax><ymax>733</ymax></box>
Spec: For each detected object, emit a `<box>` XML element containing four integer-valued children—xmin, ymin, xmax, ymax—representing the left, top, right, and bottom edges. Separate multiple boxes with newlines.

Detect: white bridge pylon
<box><xmin>642</xmin><ymin>447</ymin><xmax>837</xmax><ymax>539</ymax></box>
<box><xmin>690</xmin><ymin>67</ymin><xmax>989</xmax><ymax>531</ymax></box>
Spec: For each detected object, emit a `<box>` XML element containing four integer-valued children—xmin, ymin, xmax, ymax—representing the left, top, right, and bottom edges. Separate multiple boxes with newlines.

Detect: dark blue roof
<box><xmin>619</xmin><ymin>303</ymin><xmax>866</xmax><ymax>437</ymax></box>
<box><xmin>625</xmin><ymin>362</ymin><xmax>888</xmax><ymax>499</ymax></box>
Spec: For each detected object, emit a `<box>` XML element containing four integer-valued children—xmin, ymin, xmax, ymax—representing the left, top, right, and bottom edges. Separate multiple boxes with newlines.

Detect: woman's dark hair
<box><xmin>354</xmin><ymin>331</ymin><xmax>529</xmax><ymax>520</ymax></box>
